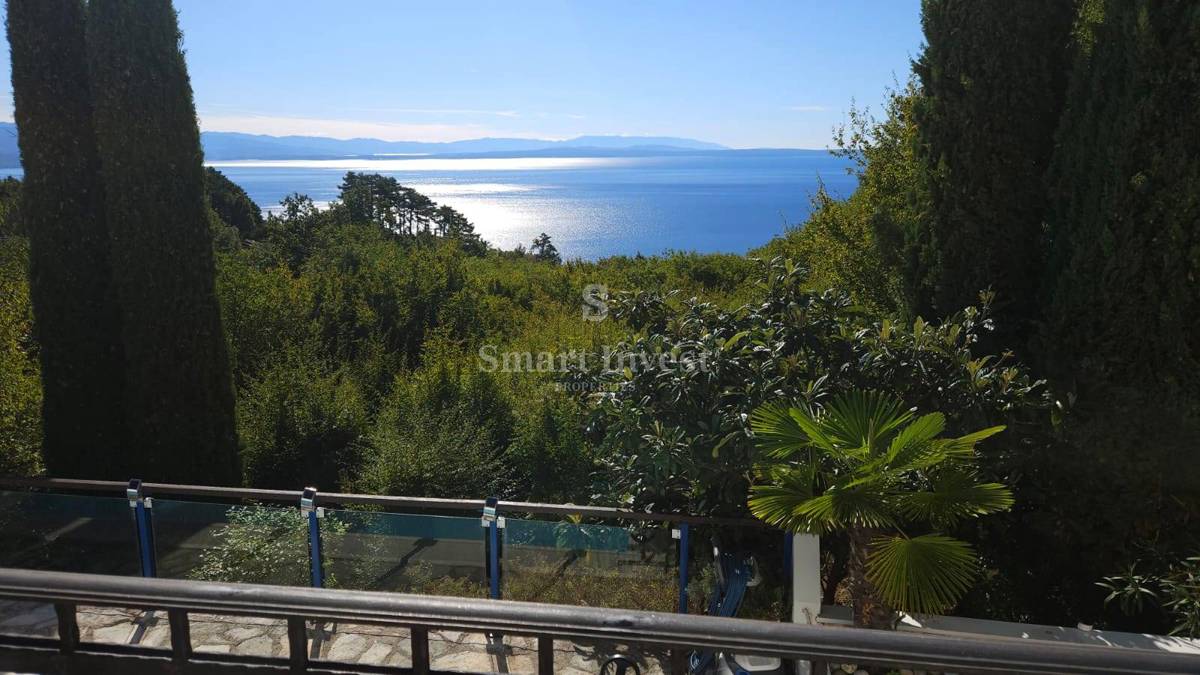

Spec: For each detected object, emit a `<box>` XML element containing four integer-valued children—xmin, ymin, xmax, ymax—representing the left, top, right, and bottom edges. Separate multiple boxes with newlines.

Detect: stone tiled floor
<box><xmin>0</xmin><ymin>600</ymin><xmax>668</xmax><ymax>674</ymax></box>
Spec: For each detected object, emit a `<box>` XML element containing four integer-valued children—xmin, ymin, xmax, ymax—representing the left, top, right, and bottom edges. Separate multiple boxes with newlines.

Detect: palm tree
<box><xmin>748</xmin><ymin>390</ymin><xmax>1012</xmax><ymax>628</ymax></box>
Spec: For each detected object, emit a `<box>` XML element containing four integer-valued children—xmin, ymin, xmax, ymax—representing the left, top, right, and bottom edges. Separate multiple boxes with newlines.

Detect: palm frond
<box><xmin>823</xmin><ymin>390</ymin><xmax>913</xmax><ymax>453</ymax></box>
<box><xmin>748</xmin><ymin>475</ymin><xmax>819</xmax><ymax>532</ymax></box>
<box><xmin>748</xmin><ymin>402</ymin><xmax>811</xmax><ymax>458</ymax></box>
<box><xmin>884</xmin><ymin>412</ymin><xmax>945</xmax><ymax>467</ymax></box>
<box><xmin>866</xmin><ymin>534</ymin><xmax>979</xmax><ymax>614</ymax></box>
<box><xmin>791</xmin><ymin>486</ymin><xmax>896</xmax><ymax>532</ymax></box>
<box><xmin>896</xmin><ymin>472</ymin><xmax>1014</xmax><ymax>528</ymax></box>
<box><xmin>941</xmin><ymin>425</ymin><xmax>1007</xmax><ymax>458</ymax></box>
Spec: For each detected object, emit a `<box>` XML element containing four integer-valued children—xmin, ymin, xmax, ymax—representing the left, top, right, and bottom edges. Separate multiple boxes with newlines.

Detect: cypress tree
<box><xmin>1045</xmin><ymin>0</ymin><xmax>1200</xmax><ymax>395</ymax></box>
<box><xmin>86</xmin><ymin>0</ymin><xmax>239</xmax><ymax>484</ymax></box>
<box><xmin>1012</xmin><ymin>0</ymin><xmax>1200</xmax><ymax>620</ymax></box>
<box><xmin>912</xmin><ymin>0</ymin><xmax>1076</xmax><ymax>347</ymax></box>
<box><xmin>6</xmin><ymin>0</ymin><xmax>130</xmax><ymax>478</ymax></box>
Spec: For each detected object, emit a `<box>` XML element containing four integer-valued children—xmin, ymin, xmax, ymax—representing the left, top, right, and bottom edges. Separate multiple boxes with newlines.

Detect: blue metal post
<box><xmin>483</xmin><ymin>497</ymin><xmax>500</xmax><ymax>599</ymax></box>
<box><xmin>127</xmin><ymin>479</ymin><xmax>156</xmax><ymax>578</ymax></box>
<box><xmin>301</xmin><ymin>487</ymin><xmax>322</xmax><ymax>588</ymax></box>
<box><xmin>488</xmin><ymin>520</ymin><xmax>500</xmax><ymax>599</ymax></box>
<box><xmin>677</xmin><ymin>523</ymin><xmax>690</xmax><ymax>613</ymax></box>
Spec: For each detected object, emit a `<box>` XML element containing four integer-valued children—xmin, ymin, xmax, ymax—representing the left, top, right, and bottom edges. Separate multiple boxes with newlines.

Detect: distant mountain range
<box><xmin>0</xmin><ymin>122</ymin><xmax>728</xmax><ymax>165</ymax></box>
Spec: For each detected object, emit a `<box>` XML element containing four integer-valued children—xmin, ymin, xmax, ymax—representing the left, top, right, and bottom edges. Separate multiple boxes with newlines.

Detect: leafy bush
<box><xmin>356</xmin><ymin>364</ymin><xmax>514</xmax><ymax>499</ymax></box>
<box><xmin>0</xmin><ymin>237</ymin><xmax>42</xmax><ymax>476</ymax></box>
<box><xmin>578</xmin><ymin>258</ymin><xmax>1042</xmax><ymax>517</ymax></box>
<box><xmin>1100</xmin><ymin>556</ymin><xmax>1200</xmax><ymax>637</ymax></box>
<box><xmin>237</xmin><ymin>346</ymin><xmax>368</xmax><ymax>490</ymax></box>
<box><xmin>189</xmin><ymin>505</ymin><xmax>350</xmax><ymax>587</ymax></box>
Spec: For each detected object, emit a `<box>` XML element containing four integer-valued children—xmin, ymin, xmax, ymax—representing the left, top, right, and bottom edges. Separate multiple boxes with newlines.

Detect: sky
<box><xmin>0</xmin><ymin>1</ymin><xmax>923</xmax><ymax>149</ymax></box>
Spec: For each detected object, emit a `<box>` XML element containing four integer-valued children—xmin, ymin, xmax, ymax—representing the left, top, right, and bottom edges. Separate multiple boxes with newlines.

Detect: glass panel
<box><xmin>0</xmin><ymin>490</ymin><xmax>139</xmax><ymax>576</ymax></box>
<box><xmin>501</xmin><ymin>518</ymin><xmax>676</xmax><ymax>611</ymax></box>
<box><xmin>0</xmin><ymin>601</ymin><xmax>57</xmax><ymax>639</ymax></box>
<box><xmin>685</xmin><ymin>524</ymin><xmax>788</xmax><ymax>621</ymax></box>
<box><xmin>152</xmin><ymin>499</ymin><xmax>309</xmax><ymax>586</ymax></box>
<box><xmin>319</xmin><ymin>509</ymin><xmax>486</xmax><ymax>597</ymax></box>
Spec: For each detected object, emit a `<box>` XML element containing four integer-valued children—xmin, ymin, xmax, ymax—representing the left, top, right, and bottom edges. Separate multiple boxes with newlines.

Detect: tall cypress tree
<box><xmin>6</xmin><ymin>0</ymin><xmax>130</xmax><ymax>478</ymax></box>
<box><xmin>86</xmin><ymin>0</ymin><xmax>239</xmax><ymax>484</ymax></box>
<box><xmin>1019</xmin><ymin>0</ymin><xmax>1200</xmax><ymax>618</ymax></box>
<box><xmin>912</xmin><ymin>0</ymin><xmax>1076</xmax><ymax>347</ymax></box>
<box><xmin>1045</xmin><ymin>0</ymin><xmax>1200</xmax><ymax>394</ymax></box>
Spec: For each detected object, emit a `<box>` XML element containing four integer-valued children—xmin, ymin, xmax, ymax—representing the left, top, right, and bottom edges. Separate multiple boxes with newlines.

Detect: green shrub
<box><xmin>238</xmin><ymin>346</ymin><xmax>368</xmax><ymax>490</ymax></box>
<box><xmin>0</xmin><ymin>237</ymin><xmax>42</xmax><ymax>476</ymax></box>
<box><xmin>357</xmin><ymin>364</ymin><xmax>514</xmax><ymax>499</ymax></box>
<box><xmin>189</xmin><ymin>505</ymin><xmax>347</xmax><ymax>587</ymax></box>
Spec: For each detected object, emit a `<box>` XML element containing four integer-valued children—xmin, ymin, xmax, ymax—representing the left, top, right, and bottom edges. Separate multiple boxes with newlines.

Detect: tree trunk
<box><xmin>846</xmin><ymin>528</ymin><xmax>894</xmax><ymax>629</ymax></box>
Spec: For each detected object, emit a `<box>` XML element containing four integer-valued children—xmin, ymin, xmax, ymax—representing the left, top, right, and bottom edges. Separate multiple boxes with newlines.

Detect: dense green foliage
<box><xmin>1099</xmin><ymin>555</ymin><xmax>1200</xmax><ymax>638</ymax></box>
<box><xmin>87</xmin><ymin>0</ymin><xmax>238</xmax><ymax>484</ymax></box>
<box><xmin>579</xmin><ymin>260</ymin><xmax>1038</xmax><ymax>518</ymax></box>
<box><xmin>913</xmin><ymin>0</ymin><xmax>1076</xmax><ymax>340</ymax></box>
<box><xmin>0</xmin><ymin>235</ymin><xmax>40</xmax><ymax>476</ymax></box>
<box><xmin>1046</xmin><ymin>0</ymin><xmax>1200</xmax><ymax>394</ymax></box>
<box><xmin>206</xmin><ymin>168</ymin><xmax>264</xmax><ymax>240</ymax></box>
<box><xmin>7</xmin><ymin>0</ymin><xmax>128</xmax><ymax>477</ymax></box>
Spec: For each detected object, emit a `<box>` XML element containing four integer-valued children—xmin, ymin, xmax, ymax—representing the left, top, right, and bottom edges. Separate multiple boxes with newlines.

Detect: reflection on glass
<box><xmin>320</xmin><ymin>509</ymin><xmax>486</xmax><ymax>597</ymax></box>
<box><xmin>502</xmin><ymin>519</ymin><xmax>676</xmax><ymax>611</ymax></box>
<box><xmin>152</xmin><ymin>499</ymin><xmax>308</xmax><ymax>586</ymax></box>
<box><xmin>0</xmin><ymin>490</ymin><xmax>139</xmax><ymax>576</ymax></box>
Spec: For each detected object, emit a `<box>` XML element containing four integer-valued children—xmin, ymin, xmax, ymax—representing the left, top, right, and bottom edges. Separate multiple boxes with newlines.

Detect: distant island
<box><xmin>0</xmin><ymin>122</ymin><xmax>729</xmax><ymax>164</ymax></box>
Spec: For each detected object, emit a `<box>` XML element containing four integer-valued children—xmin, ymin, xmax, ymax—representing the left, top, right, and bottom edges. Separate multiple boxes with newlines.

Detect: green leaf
<box><xmin>748</xmin><ymin>471</ymin><xmax>817</xmax><ymax>532</ymax></box>
<box><xmin>748</xmin><ymin>403</ymin><xmax>815</xmax><ymax>458</ymax></box>
<box><xmin>723</xmin><ymin>330</ymin><xmax>750</xmax><ymax>350</ymax></box>
<box><xmin>823</xmin><ymin>390</ymin><xmax>913</xmax><ymax>453</ymax></box>
<box><xmin>897</xmin><ymin>473</ymin><xmax>1014</xmax><ymax>528</ymax></box>
<box><xmin>941</xmin><ymin>425</ymin><xmax>1006</xmax><ymax>457</ymax></box>
<box><xmin>867</xmin><ymin>533</ymin><xmax>979</xmax><ymax>614</ymax></box>
<box><xmin>790</xmin><ymin>486</ymin><xmax>896</xmax><ymax>532</ymax></box>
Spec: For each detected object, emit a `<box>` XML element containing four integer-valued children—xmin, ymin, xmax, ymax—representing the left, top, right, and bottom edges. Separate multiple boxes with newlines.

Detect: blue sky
<box><xmin>1</xmin><ymin>1</ymin><xmax>923</xmax><ymax>148</ymax></box>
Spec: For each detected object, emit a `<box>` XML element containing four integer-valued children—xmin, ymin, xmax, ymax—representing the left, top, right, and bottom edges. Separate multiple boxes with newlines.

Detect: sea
<box><xmin>2</xmin><ymin>150</ymin><xmax>859</xmax><ymax>260</ymax></box>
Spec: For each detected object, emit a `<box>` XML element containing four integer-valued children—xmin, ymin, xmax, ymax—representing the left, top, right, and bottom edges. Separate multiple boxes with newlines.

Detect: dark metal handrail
<box><xmin>0</xmin><ymin>568</ymin><xmax>1195</xmax><ymax>674</ymax></box>
<box><xmin>0</xmin><ymin>476</ymin><xmax>764</xmax><ymax>527</ymax></box>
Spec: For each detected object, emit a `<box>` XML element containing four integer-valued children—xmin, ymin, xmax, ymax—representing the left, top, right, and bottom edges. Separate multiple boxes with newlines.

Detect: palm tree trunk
<box><xmin>846</xmin><ymin>528</ymin><xmax>893</xmax><ymax>629</ymax></box>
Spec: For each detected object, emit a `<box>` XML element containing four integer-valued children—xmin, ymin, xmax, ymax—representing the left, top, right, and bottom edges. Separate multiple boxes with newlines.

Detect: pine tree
<box><xmin>912</xmin><ymin>0</ymin><xmax>1077</xmax><ymax>347</ymax></box>
<box><xmin>86</xmin><ymin>0</ymin><xmax>239</xmax><ymax>484</ymax></box>
<box><xmin>6</xmin><ymin>0</ymin><xmax>130</xmax><ymax>478</ymax></box>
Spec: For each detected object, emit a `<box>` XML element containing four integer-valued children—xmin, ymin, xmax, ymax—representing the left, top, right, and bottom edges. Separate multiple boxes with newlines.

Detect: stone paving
<box><xmin>0</xmin><ymin>600</ymin><xmax>668</xmax><ymax>674</ymax></box>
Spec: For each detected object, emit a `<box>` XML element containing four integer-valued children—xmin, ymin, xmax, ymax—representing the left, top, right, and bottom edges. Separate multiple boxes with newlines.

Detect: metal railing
<box><xmin>0</xmin><ymin>476</ymin><xmax>774</xmax><ymax>614</ymax></box>
<box><xmin>0</xmin><ymin>567</ymin><xmax>1195</xmax><ymax>674</ymax></box>
<box><xmin>0</xmin><ymin>477</ymin><xmax>765</xmax><ymax>527</ymax></box>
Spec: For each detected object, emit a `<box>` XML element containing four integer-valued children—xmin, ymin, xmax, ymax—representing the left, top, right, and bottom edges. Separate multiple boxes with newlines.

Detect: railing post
<box><xmin>675</xmin><ymin>523</ymin><xmax>689</xmax><ymax>613</ymax></box>
<box><xmin>301</xmin><ymin>487</ymin><xmax>322</xmax><ymax>589</ymax></box>
<box><xmin>538</xmin><ymin>635</ymin><xmax>554</xmax><ymax>674</ymax></box>
<box><xmin>288</xmin><ymin>616</ymin><xmax>309</xmax><ymax>670</ymax></box>
<box><xmin>126</xmin><ymin>479</ymin><xmax>156</xmax><ymax>577</ymax></box>
<box><xmin>53</xmin><ymin>603</ymin><xmax>78</xmax><ymax>654</ymax></box>
<box><xmin>167</xmin><ymin>609</ymin><xmax>192</xmax><ymax>662</ymax></box>
<box><xmin>411</xmin><ymin>625</ymin><xmax>430</xmax><ymax>675</ymax></box>
<box><xmin>482</xmin><ymin>496</ymin><xmax>500</xmax><ymax>599</ymax></box>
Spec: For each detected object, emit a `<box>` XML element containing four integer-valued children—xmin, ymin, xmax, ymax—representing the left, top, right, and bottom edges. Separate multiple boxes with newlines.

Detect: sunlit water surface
<box><xmin>4</xmin><ymin>152</ymin><xmax>857</xmax><ymax>259</ymax></box>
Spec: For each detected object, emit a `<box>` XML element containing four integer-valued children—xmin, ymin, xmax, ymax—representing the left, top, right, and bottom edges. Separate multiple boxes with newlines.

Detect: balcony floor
<box><xmin>0</xmin><ymin>599</ymin><xmax>670</xmax><ymax>674</ymax></box>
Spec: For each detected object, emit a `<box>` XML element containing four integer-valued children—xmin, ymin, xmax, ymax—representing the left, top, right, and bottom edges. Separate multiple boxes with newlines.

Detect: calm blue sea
<box><xmin>2</xmin><ymin>150</ymin><xmax>858</xmax><ymax>260</ymax></box>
